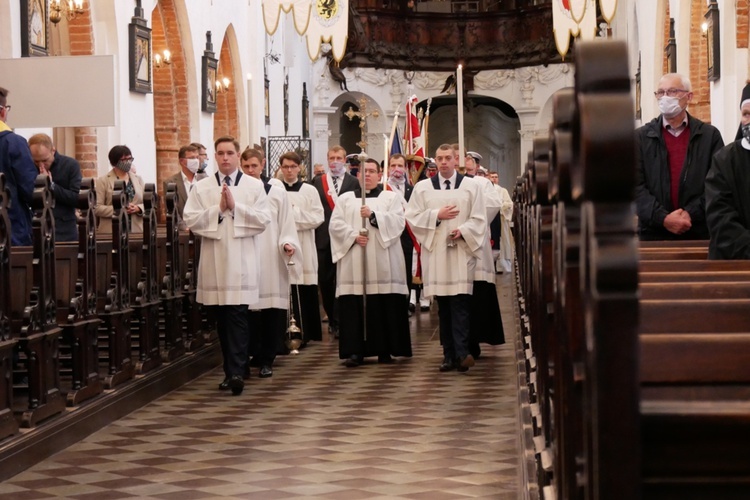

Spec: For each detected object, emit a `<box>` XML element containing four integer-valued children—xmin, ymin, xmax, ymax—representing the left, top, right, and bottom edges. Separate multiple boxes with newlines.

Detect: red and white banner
<box><xmin>405</xmin><ymin>95</ymin><xmax>425</xmax><ymax>184</ymax></box>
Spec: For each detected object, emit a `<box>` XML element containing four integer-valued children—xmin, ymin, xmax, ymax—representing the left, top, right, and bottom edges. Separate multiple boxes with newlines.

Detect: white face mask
<box><xmin>185</xmin><ymin>158</ymin><xmax>200</xmax><ymax>173</ymax></box>
<box><xmin>658</xmin><ymin>96</ymin><xmax>683</xmax><ymax>119</ymax></box>
<box><xmin>329</xmin><ymin>161</ymin><xmax>346</xmax><ymax>176</ymax></box>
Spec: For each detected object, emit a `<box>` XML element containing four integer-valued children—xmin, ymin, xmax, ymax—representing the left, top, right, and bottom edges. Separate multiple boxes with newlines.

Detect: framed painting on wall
<box><xmin>129</xmin><ymin>18</ymin><xmax>152</xmax><ymax>93</ymax></box>
<box><xmin>21</xmin><ymin>0</ymin><xmax>49</xmax><ymax>57</ymax></box>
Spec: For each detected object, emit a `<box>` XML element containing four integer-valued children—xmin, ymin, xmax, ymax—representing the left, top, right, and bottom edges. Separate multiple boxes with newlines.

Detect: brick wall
<box><xmin>738</xmin><ymin>0</ymin><xmax>749</xmax><ymax>49</ymax></box>
<box><xmin>152</xmin><ymin>0</ymin><xmax>191</xmax><ymax>209</ymax></box>
<box><xmin>688</xmin><ymin>0</ymin><xmax>710</xmax><ymax>123</ymax></box>
<box><xmin>67</xmin><ymin>1</ymin><xmax>98</xmax><ymax>178</ymax></box>
<box><xmin>212</xmin><ymin>34</ymin><xmax>239</xmax><ymax>144</ymax></box>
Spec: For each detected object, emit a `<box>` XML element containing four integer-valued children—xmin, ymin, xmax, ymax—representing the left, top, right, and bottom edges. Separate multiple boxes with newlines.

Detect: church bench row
<box><xmin>512</xmin><ymin>41</ymin><xmax>750</xmax><ymax>500</ymax></box>
<box><xmin>0</xmin><ymin>175</ymin><xmax>215</xmax><ymax>443</ymax></box>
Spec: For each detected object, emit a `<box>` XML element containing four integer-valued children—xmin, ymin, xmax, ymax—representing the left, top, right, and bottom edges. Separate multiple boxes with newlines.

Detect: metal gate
<box><xmin>266</xmin><ymin>136</ymin><xmax>312</xmax><ymax>181</ymax></box>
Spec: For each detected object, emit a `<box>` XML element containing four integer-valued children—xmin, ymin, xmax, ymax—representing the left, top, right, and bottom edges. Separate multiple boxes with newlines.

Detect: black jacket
<box><xmin>705</xmin><ymin>141</ymin><xmax>750</xmax><ymax>259</ymax></box>
<box><xmin>635</xmin><ymin>113</ymin><xmax>724</xmax><ymax>240</ymax></box>
<box><xmin>312</xmin><ymin>172</ymin><xmax>359</xmax><ymax>250</ymax></box>
<box><xmin>49</xmin><ymin>152</ymin><xmax>82</xmax><ymax>242</ymax></box>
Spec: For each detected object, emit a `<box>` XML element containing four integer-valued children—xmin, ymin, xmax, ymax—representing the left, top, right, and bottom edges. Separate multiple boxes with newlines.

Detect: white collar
<box><xmin>741</xmin><ymin>138</ymin><xmax>750</xmax><ymax>151</ymax></box>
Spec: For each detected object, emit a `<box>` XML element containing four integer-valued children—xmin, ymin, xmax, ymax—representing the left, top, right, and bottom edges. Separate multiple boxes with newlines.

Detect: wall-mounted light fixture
<box><xmin>704</xmin><ymin>0</ymin><xmax>720</xmax><ymax>81</ymax></box>
<box><xmin>216</xmin><ymin>76</ymin><xmax>231</xmax><ymax>94</ymax></box>
<box><xmin>154</xmin><ymin>50</ymin><xmax>171</xmax><ymax>68</ymax></box>
<box><xmin>50</xmin><ymin>0</ymin><xmax>85</xmax><ymax>25</ymax></box>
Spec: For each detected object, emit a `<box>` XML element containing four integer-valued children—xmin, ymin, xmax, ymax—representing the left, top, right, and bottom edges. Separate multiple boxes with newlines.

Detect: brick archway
<box><xmin>152</xmin><ymin>0</ymin><xmax>191</xmax><ymax>198</ymax></box>
<box><xmin>212</xmin><ymin>27</ymin><xmax>240</xmax><ymax>143</ymax></box>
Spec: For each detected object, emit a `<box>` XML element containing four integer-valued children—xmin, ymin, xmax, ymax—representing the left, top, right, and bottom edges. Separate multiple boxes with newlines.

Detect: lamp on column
<box><xmin>664</xmin><ymin>18</ymin><xmax>677</xmax><ymax>74</ymax></box>
<box><xmin>50</xmin><ymin>0</ymin><xmax>85</xmax><ymax>25</ymax></box>
<box><xmin>704</xmin><ymin>0</ymin><xmax>720</xmax><ymax>81</ymax></box>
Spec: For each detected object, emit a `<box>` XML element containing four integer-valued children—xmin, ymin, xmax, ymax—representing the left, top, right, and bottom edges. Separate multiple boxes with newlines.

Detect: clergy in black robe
<box><xmin>330</xmin><ymin>159</ymin><xmax>412</xmax><ymax>367</ymax></box>
<box><xmin>706</xmin><ymin>99</ymin><xmax>750</xmax><ymax>259</ymax></box>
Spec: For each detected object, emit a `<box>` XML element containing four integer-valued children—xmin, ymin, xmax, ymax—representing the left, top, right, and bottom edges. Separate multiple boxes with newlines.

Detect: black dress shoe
<box><xmin>458</xmin><ymin>354</ymin><xmax>475</xmax><ymax>372</ymax></box>
<box><xmin>344</xmin><ymin>355</ymin><xmax>362</xmax><ymax>367</ymax></box>
<box><xmin>439</xmin><ymin>358</ymin><xmax>456</xmax><ymax>372</ymax></box>
<box><xmin>259</xmin><ymin>365</ymin><xmax>273</xmax><ymax>378</ymax></box>
<box><xmin>218</xmin><ymin>377</ymin><xmax>231</xmax><ymax>390</ymax></box>
<box><xmin>228</xmin><ymin>375</ymin><xmax>244</xmax><ymax>395</ymax></box>
<box><xmin>378</xmin><ymin>354</ymin><xmax>394</xmax><ymax>364</ymax></box>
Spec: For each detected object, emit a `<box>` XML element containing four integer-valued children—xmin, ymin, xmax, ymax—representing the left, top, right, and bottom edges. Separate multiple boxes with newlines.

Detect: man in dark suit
<box><xmin>312</xmin><ymin>145</ymin><xmax>359</xmax><ymax>338</ymax></box>
<box><xmin>27</xmin><ymin>133</ymin><xmax>82</xmax><ymax>242</ymax></box>
<box><xmin>163</xmin><ymin>144</ymin><xmax>200</xmax><ymax>230</ymax></box>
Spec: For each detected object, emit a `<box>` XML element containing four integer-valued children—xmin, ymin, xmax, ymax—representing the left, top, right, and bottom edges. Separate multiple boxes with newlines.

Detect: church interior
<box><xmin>1</xmin><ymin>0</ymin><xmax>750</xmax><ymax>498</ymax></box>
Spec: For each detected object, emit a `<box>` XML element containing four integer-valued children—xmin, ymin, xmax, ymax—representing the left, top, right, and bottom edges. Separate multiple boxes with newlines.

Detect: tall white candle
<box><xmin>457</xmin><ymin>65</ymin><xmax>465</xmax><ymax>169</ymax></box>
<box><xmin>383</xmin><ymin>133</ymin><xmax>389</xmax><ymax>185</ymax></box>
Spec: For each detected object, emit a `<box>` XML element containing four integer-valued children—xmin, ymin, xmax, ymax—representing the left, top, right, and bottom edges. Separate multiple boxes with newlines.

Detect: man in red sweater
<box><xmin>635</xmin><ymin>73</ymin><xmax>724</xmax><ymax>240</ymax></box>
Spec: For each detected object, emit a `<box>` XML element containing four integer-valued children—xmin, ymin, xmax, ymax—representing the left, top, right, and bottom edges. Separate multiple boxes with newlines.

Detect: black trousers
<box><xmin>213</xmin><ymin>304</ymin><xmax>250</xmax><ymax>378</ymax></box>
<box><xmin>317</xmin><ymin>247</ymin><xmax>339</xmax><ymax>328</ymax></box>
<box><xmin>248</xmin><ymin>308</ymin><xmax>286</xmax><ymax>366</ymax></box>
<box><xmin>436</xmin><ymin>294</ymin><xmax>471</xmax><ymax>360</ymax></box>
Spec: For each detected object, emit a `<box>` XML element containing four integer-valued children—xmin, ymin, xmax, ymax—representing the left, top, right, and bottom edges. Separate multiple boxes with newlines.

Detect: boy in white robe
<box><xmin>463</xmin><ymin>151</ymin><xmax>506</xmax><ymax>355</ymax></box>
<box><xmin>270</xmin><ymin>151</ymin><xmax>325</xmax><ymax>343</ymax></box>
<box><xmin>183</xmin><ymin>136</ymin><xmax>271</xmax><ymax>395</ymax></box>
<box><xmin>330</xmin><ymin>159</ymin><xmax>412</xmax><ymax>367</ymax></box>
<box><xmin>406</xmin><ymin>144</ymin><xmax>487</xmax><ymax>372</ymax></box>
<box><xmin>241</xmin><ymin>148</ymin><xmax>301</xmax><ymax>378</ymax></box>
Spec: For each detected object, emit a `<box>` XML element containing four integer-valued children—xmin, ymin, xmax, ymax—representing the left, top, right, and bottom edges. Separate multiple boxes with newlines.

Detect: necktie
<box><xmin>224</xmin><ymin>175</ymin><xmax>232</xmax><ymax>186</ymax></box>
<box><xmin>444</xmin><ymin>179</ymin><xmax>451</xmax><ymax>190</ymax></box>
<box><xmin>332</xmin><ymin>175</ymin><xmax>339</xmax><ymax>193</ymax></box>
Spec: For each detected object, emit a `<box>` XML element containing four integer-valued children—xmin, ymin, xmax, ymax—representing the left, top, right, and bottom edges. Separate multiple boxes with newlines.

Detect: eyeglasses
<box><xmin>654</xmin><ymin>88</ymin><xmax>689</xmax><ymax>98</ymax></box>
<box><xmin>0</xmin><ymin>105</ymin><xmax>10</xmax><ymax>112</ymax></box>
<box><xmin>279</xmin><ymin>164</ymin><xmax>299</xmax><ymax>170</ymax></box>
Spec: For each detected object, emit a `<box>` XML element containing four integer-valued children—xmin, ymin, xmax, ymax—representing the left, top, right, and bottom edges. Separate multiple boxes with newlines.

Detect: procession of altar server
<box><xmin>183</xmin><ymin>137</ymin><xmax>510</xmax><ymax>395</ymax></box>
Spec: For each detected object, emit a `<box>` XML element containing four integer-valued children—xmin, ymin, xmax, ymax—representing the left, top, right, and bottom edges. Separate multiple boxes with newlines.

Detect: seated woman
<box><xmin>94</xmin><ymin>145</ymin><xmax>145</xmax><ymax>234</ymax></box>
<box><xmin>706</xmin><ymin>89</ymin><xmax>750</xmax><ymax>259</ymax></box>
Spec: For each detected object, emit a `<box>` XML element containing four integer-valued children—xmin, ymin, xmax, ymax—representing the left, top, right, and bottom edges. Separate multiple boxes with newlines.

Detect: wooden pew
<box><xmin>0</xmin><ymin>174</ymin><xmax>19</xmax><ymax>440</ymax></box>
<box><xmin>97</xmin><ymin>180</ymin><xmax>134</xmax><ymax>389</ymax></box>
<box><xmin>517</xmin><ymin>41</ymin><xmax>750</xmax><ymax>499</ymax></box>
<box><xmin>57</xmin><ymin>179</ymin><xmax>102</xmax><ymax>406</ymax></box>
<box><xmin>157</xmin><ymin>184</ymin><xmax>184</xmax><ymax>362</ymax></box>
<box><xmin>15</xmin><ymin>176</ymin><xmax>66</xmax><ymax>427</ymax></box>
<box><xmin>129</xmin><ymin>185</ymin><xmax>162</xmax><ymax>375</ymax></box>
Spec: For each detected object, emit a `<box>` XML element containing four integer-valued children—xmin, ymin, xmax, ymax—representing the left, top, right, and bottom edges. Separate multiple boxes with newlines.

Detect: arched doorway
<box><xmin>212</xmin><ymin>27</ymin><xmax>241</xmax><ymax>143</ymax></box>
<box><xmin>339</xmin><ymin>101</ymin><xmax>362</xmax><ymax>155</ymax></box>
<box><xmin>424</xmin><ymin>95</ymin><xmax>520</xmax><ymax>190</ymax></box>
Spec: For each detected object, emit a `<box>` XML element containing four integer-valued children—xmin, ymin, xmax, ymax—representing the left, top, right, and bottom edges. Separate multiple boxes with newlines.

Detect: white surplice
<box><xmin>497</xmin><ymin>184</ymin><xmax>514</xmax><ymax>261</ymax></box>
<box><xmin>183</xmin><ymin>173</ymin><xmax>271</xmax><ymax>305</ymax></box>
<box><xmin>474</xmin><ymin>175</ymin><xmax>503</xmax><ymax>283</ymax></box>
<box><xmin>249</xmin><ymin>183</ymin><xmax>302</xmax><ymax>310</ymax></box>
<box><xmin>329</xmin><ymin>189</ymin><xmax>408</xmax><ymax>296</ymax></box>
<box><xmin>405</xmin><ymin>175</ymin><xmax>487</xmax><ymax>297</ymax></box>
<box><xmin>270</xmin><ymin>178</ymin><xmax>324</xmax><ymax>285</ymax></box>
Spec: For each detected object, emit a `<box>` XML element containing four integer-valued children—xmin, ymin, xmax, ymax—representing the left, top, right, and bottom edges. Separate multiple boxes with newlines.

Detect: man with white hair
<box><xmin>635</xmin><ymin>72</ymin><xmax>723</xmax><ymax>241</ymax></box>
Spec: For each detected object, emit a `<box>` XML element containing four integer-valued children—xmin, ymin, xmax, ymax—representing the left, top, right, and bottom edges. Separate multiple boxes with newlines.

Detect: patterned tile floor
<box><xmin>1</xmin><ymin>274</ymin><xmax>520</xmax><ymax>499</ymax></box>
